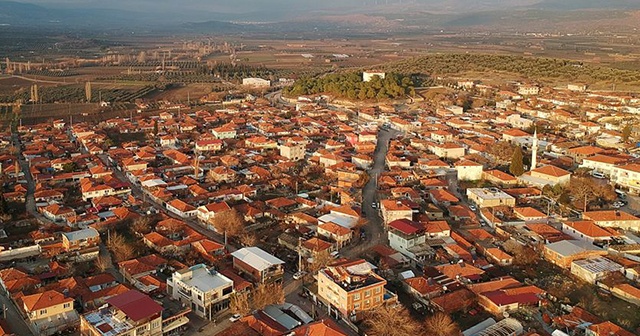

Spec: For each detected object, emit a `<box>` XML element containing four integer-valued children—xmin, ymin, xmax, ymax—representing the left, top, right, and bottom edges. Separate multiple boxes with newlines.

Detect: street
<box><xmin>343</xmin><ymin>126</ymin><xmax>400</xmax><ymax>257</ymax></box>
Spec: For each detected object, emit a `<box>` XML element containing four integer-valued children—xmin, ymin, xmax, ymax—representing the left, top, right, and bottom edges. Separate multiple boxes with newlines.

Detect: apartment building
<box><xmin>167</xmin><ymin>264</ymin><xmax>234</xmax><ymax>320</ymax></box>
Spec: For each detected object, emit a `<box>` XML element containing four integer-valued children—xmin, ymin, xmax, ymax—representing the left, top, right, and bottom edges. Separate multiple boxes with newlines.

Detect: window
<box><xmin>374</xmin><ymin>297</ymin><xmax>380</xmax><ymax>303</ymax></box>
<box><xmin>354</xmin><ymin>293</ymin><xmax>360</xmax><ymax>300</ymax></box>
<box><xmin>364</xmin><ymin>290</ymin><xmax>371</xmax><ymax>298</ymax></box>
<box><xmin>354</xmin><ymin>303</ymin><xmax>360</xmax><ymax>309</ymax></box>
<box><xmin>39</xmin><ymin>309</ymin><xmax>47</xmax><ymax>315</ymax></box>
<box><xmin>152</xmin><ymin>320</ymin><xmax>161</xmax><ymax>329</ymax></box>
<box><xmin>197</xmin><ymin>294</ymin><xmax>202</xmax><ymax>301</ymax></box>
<box><xmin>198</xmin><ymin>305</ymin><xmax>205</xmax><ymax>312</ymax></box>
<box><xmin>63</xmin><ymin>303</ymin><xmax>71</xmax><ymax>309</ymax></box>
<box><xmin>374</xmin><ymin>287</ymin><xmax>381</xmax><ymax>294</ymax></box>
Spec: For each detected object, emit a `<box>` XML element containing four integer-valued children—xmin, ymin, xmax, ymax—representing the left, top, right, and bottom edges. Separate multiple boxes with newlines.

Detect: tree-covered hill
<box><xmin>382</xmin><ymin>54</ymin><xmax>640</xmax><ymax>84</ymax></box>
<box><xmin>283</xmin><ymin>72</ymin><xmax>418</xmax><ymax>100</ymax></box>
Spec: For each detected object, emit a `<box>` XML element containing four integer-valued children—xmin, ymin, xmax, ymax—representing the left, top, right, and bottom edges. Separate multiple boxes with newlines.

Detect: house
<box><xmin>387</xmin><ymin>219</ymin><xmax>434</xmax><ymax>262</ymax></box>
<box><xmin>519</xmin><ymin>165</ymin><xmax>571</xmax><ymax>187</ymax></box>
<box><xmin>166</xmin><ymin>199</ymin><xmax>197</xmax><ymax>218</ymax></box>
<box><xmin>571</xmin><ymin>257</ymin><xmax>623</xmax><ymax>284</ymax></box>
<box><xmin>586</xmin><ymin>321</ymin><xmax>635</xmax><ymax>336</ymax></box>
<box><xmin>582</xmin><ymin>210</ymin><xmax>640</xmax><ymax>230</ymax></box>
<box><xmin>20</xmin><ymin>290</ymin><xmax>78</xmax><ymax>336</ymax></box>
<box><xmin>197</xmin><ymin>202</ymin><xmax>231</xmax><ymax>224</ymax></box>
<box><xmin>454</xmin><ymin>160</ymin><xmax>483</xmax><ymax>181</ymax></box>
<box><xmin>0</xmin><ymin>268</ymin><xmax>41</xmax><ymax>294</ymax></box>
<box><xmin>562</xmin><ymin>220</ymin><xmax>620</xmax><ymax>244</ymax></box>
<box><xmin>40</xmin><ymin>203</ymin><xmax>75</xmax><ymax>223</ymax></box>
<box><xmin>478</xmin><ymin>285</ymin><xmax>544</xmax><ymax>316</ymax></box>
<box><xmin>466</xmin><ymin>188</ymin><xmax>516</xmax><ymax>208</ymax></box>
<box><xmin>167</xmin><ymin>264</ymin><xmax>234</xmax><ymax>320</ymax></box>
<box><xmin>543</xmin><ymin>240</ymin><xmax>607</xmax><ymax>268</ymax></box>
<box><xmin>380</xmin><ymin>200</ymin><xmax>413</xmax><ymax>225</ymax></box>
<box><xmin>404</xmin><ymin>276</ymin><xmax>443</xmax><ymax>302</ymax></box>
<box><xmin>195</xmin><ymin>139</ymin><xmax>223</xmax><ymax>152</ymax></box>
<box><xmin>80</xmin><ymin>289</ymin><xmax>189</xmax><ymax>336</ymax></box>
<box><xmin>484</xmin><ymin>248</ymin><xmax>513</xmax><ymax>266</ymax></box>
<box><xmin>513</xmin><ymin>207</ymin><xmax>547</xmax><ymax>222</ymax></box>
<box><xmin>435</xmin><ymin>263</ymin><xmax>485</xmax><ymax>282</ymax></box>
<box><xmin>118</xmin><ymin>254</ymin><xmax>167</xmax><ymax>284</ymax></box>
<box><xmin>317</xmin><ymin>259</ymin><xmax>388</xmax><ymax>318</ymax></box>
<box><xmin>580</xmin><ymin>155</ymin><xmax>628</xmax><ymax>177</ymax></box>
<box><xmin>317</xmin><ymin>222</ymin><xmax>353</xmax><ymax>249</ymax></box>
<box><xmin>61</xmin><ymin>227</ymin><xmax>100</xmax><ymax>252</ymax></box>
<box><xmin>231</xmin><ymin>247</ymin><xmax>285</xmax><ymax>284</ymax></box>
<box><xmin>482</xmin><ymin>170</ymin><xmax>518</xmax><ymax>186</ymax></box>
<box><xmin>428</xmin><ymin>189</ymin><xmax>459</xmax><ymax>206</ymax></box>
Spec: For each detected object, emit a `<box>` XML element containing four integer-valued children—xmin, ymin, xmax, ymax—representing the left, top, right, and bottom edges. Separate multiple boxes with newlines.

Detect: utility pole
<box><xmin>298</xmin><ymin>237</ymin><xmax>303</xmax><ymax>272</ymax></box>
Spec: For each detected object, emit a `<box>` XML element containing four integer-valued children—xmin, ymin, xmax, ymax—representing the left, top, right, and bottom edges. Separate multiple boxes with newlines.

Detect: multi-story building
<box><xmin>20</xmin><ymin>290</ymin><xmax>78</xmax><ymax>336</ymax></box>
<box><xmin>80</xmin><ymin>289</ymin><xmax>189</xmax><ymax>336</ymax></box>
<box><xmin>317</xmin><ymin>259</ymin><xmax>389</xmax><ymax>318</ymax></box>
<box><xmin>387</xmin><ymin>219</ymin><xmax>433</xmax><ymax>262</ymax></box>
<box><xmin>380</xmin><ymin>200</ymin><xmax>413</xmax><ymax>226</ymax></box>
<box><xmin>61</xmin><ymin>227</ymin><xmax>100</xmax><ymax>252</ymax></box>
<box><xmin>610</xmin><ymin>163</ymin><xmax>640</xmax><ymax>195</ymax></box>
<box><xmin>167</xmin><ymin>264</ymin><xmax>234</xmax><ymax>320</ymax></box>
<box><xmin>231</xmin><ymin>247</ymin><xmax>285</xmax><ymax>284</ymax></box>
<box><xmin>279</xmin><ymin>142</ymin><xmax>305</xmax><ymax>161</ymax></box>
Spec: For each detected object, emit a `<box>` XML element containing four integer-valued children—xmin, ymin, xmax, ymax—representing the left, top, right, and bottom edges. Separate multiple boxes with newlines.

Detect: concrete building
<box><xmin>317</xmin><ymin>259</ymin><xmax>389</xmax><ymax>318</ymax></box>
<box><xmin>467</xmin><ymin>188</ymin><xmax>516</xmax><ymax>208</ymax></box>
<box><xmin>571</xmin><ymin>257</ymin><xmax>623</xmax><ymax>284</ymax></box>
<box><xmin>387</xmin><ymin>219</ymin><xmax>434</xmax><ymax>262</ymax></box>
<box><xmin>362</xmin><ymin>71</ymin><xmax>386</xmax><ymax>82</ymax></box>
<box><xmin>20</xmin><ymin>290</ymin><xmax>78</xmax><ymax>336</ymax></box>
<box><xmin>61</xmin><ymin>227</ymin><xmax>100</xmax><ymax>252</ymax></box>
<box><xmin>167</xmin><ymin>264</ymin><xmax>234</xmax><ymax>320</ymax></box>
<box><xmin>231</xmin><ymin>247</ymin><xmax>285</xmax><ymax>284</ymax></box>
<box><xmin>80</xmin><ymin>289</ymin><xmax>189</xmax><ymax>336</ymax></box>
<box><xmin>242</xmin><ymin>78</ymin><xmax>271</xmax><ymax>88</ymax></box>
<box><xmin>279</xmin><ymin>142</ymin><xmax>305</xmax><ymax>161</ymax></box>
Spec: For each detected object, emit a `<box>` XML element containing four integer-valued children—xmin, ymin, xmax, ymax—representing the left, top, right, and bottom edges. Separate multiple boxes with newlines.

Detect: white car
<box><xmin>293</xmin><ymin>271</ymin><xmax>307</xmax><ymax>280</ymax></box>
<box><xmin>229</xmin><ymin>314</ymin><xmax>241</xmax><ymax>322</ymax></box>
<box><xmin>469</xmin><ymin>204</ymin><xmax>477</xmax><ymax>211</ymax></box>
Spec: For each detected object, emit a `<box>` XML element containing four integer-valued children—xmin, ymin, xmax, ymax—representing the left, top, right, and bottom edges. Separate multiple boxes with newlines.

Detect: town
<box><xmin>0</xmin><ymin>64</ymin><xmax>639</xmax><ymax>336</ymax></box>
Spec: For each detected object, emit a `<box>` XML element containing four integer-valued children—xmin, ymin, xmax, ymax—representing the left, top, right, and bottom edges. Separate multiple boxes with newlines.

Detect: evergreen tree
<box><xmin>510</xmin><ymin>146</ymin><xmax>525</xmax><ymax>176</ymax></box>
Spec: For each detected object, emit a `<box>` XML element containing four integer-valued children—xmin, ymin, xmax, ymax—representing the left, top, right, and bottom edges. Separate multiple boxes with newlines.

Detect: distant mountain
<box><xmin>532</xmin><ymin>0</ymin><xmax>640</xmax><ymax>10</ymax></box>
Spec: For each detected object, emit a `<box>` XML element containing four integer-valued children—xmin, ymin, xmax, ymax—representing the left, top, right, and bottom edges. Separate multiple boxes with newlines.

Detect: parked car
<box><xmin>591</xmin><ymin>171</ymin><xmax>606</xmax><ymax>179</ymax></box>
<box><xmin>229</xmin><ymin>314</ymin><xmax>242</xmax><ymax>322</ymax></box>
<box><xmin>293</xmin><ymin>271</ymin><xmax>307</xmax><ymax>280</ymax></box>
<box><xmin>469</xmin><ymin>204</ymin><xmax>477</xmax><ymax>211</ymax></box>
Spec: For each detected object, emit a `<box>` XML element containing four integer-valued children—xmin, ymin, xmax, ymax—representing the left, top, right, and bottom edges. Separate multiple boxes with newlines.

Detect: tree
<box><xmin>486</xmin><ymin>141</ymin><xmax>515</xmax><ymax>164</ymax></box>
<box><xmin>622</xmin><ymin>123</ymin><xmax>632</xmax><ymax>143</ymax></box>
<box><xmin>62</xmin><ymin>161</ymin><xmax>78</xmax><ymax>173</ymax></box>
<box><xmin>503</xmin><ymin>240</ymin><xmax>537</xmax><ymax>265</ymax></box>
<box><xmin>363</xmin><ymin>305</ymin><xmax>421</xmax><ymax>336</ymax></box>
<box><xmin>210</xmin><ymin>209</ymin><xmax>245</xmax><ymax>238</ymax></box>
<box><xmin>131</xmin><ymin>216</ymin><xmax>154</xmax><ymax>235</ymax></box>
<box><xmin>251</xmin><ymin>283</ymin><xmax>285</xmax><ymax>311</ymax></box>
<box><xmin>509</xmin><ymin>146</ymin><xmax>525</xmax><ymax>176</ymax></box>
<box><xmin>424</xmin><ymin>312</ymin><xmax>459</xmax><ymax>336</ymax></box>
<box><xmin>568</xmin><ymin>177</ymin><xmax>616</xmax><ymax>211</ymax></box>
<box><xmin>307</xmin><ymin>249</ymin><xmax>334</xmax><ymax>274</ymax></box>
<box><xmin>95</xmin><ymin>256</ymin><xmax>110</xmax><ymax>273</ymax></box>
<box><xmin>153</xmin><ymin>120</ymin><xmax>159</xmax><ymax>135</ymax></box>
<box><xmin>107</xmin><ymin>231</ymin><xmax>136</xmax><ymax>262</ymax></box>
<box><xmin>238</xmin><ymin>232</ymin><xmax>257</xmax><ymax>247</ymax></box>
<box><xmin>229</xmin><ymin>291</ymin><xmax>251</xmax><ymax>316</ymax></box>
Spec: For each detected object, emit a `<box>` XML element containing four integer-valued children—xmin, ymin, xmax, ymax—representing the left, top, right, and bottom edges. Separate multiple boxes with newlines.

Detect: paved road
<box><xmin>11</xmin><ymin>132</ymin><xmax>50</xmax><ymax>224</ymax></box>
<box><xmin>342</xmin><ymin>127</ymin><xmax>400</xmax><ymax>258</ymax></box>
<box><xmin>96</xmin><ymin>154</ymin><xmax>233</xmax><ymax>251</ymax></box>
<box><xmin>0</xmin><ymin>289</ymin><xmax>34</xmax><ymax>335</ymax></box>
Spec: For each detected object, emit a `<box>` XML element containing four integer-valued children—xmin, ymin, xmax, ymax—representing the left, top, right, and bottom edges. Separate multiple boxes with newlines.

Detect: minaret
<box><xmin>531</xmin><ymin>129</ymin><xmax>538</xmax><ymax>171</ymax></box>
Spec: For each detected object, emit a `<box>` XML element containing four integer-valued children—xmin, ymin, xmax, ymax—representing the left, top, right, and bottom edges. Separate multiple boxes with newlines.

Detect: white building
<box><xmin>610</xmin><ymin>163</ymin><xmax>640</xmax><ymax>195</ymax></box>
<box><xmin>363</xmin><ymin>71</ymin><xmax>386</xmax><ymax>82</ymax></box>
<box><xmin>387</xmin><ymin>219</ymin><xmax>433</xmax><ymax>262</ymax></box>
<box><xmin>242</xmin><ymin>78</ymin><xmax>271</xmax><ymax>88</ymax></box>
<box><xmin>167</xmin><ymin>264</ymin><xmax>234</xmax><ymax>320</ymax></box>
